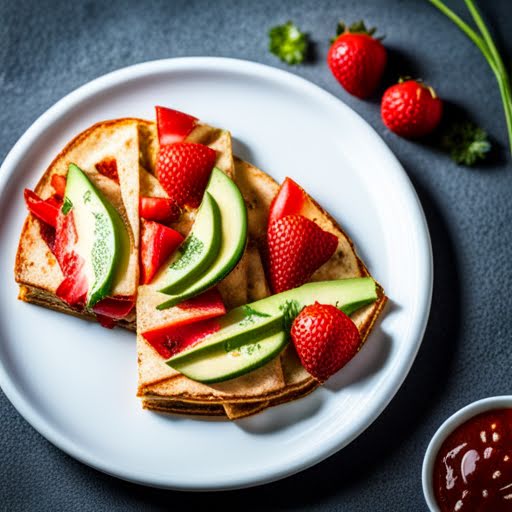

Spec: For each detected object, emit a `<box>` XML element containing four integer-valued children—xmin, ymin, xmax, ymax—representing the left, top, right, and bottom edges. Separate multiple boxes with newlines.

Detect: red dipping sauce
<box><xmin>434</xmin><ymin>408</ymin><xmax>512</xmax><ymax>511</ymax></box>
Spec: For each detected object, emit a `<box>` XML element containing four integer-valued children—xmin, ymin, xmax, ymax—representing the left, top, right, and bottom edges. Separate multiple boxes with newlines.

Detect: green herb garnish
<box><xmin>279</xmin><ymin>299</ymin><xmax>302</xmax><ymax>332</ymax></box>
<box><xmin>441</xmin><ymin>121</ymin><xmax>491</xmax><ymax>165</ymax></box>
<box><xmin>269</xmin><ymin>21</ymin><xmax>309</xmax><ymax>65</ymax></box>
<box><xmin>430</xmin><ymin>0</ymin><xmax>512</xmax><ymax>159</ymax></box>
<box><xmin>62</xmin><ymin>197</ymin><xmax>73</xmax><ymax>215</ymax></box>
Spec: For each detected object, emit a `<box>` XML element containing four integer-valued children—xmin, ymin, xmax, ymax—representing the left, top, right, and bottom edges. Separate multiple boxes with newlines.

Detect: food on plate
<box><xmin>381</xmin><ymin>79</ymin><xmax>443</xmax><ymax>138</ymax></box>
<box><xmin>433</xmin><ymin>408</ymin><xmax>512</xmax><ymax>511</ymax></box>
<box><xmin>15</xmin><ymin>119</ymin><xmax>141</xmax><ymax>329</ymax></box>
<box><xmin>327</xmin><ymin>20</ymin><xmax>387</xmax><ymax>99</ymax></box>
<box><xmin>14</xmin><ymin>105</ymin><xmax>387</xmax><ymax>419</ymax></box>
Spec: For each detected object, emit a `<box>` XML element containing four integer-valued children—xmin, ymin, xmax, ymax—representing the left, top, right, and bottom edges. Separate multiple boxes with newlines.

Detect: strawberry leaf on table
<box><xmin>441</xmin><ymin>121</ymin><xmax>491</xmax><ymax>166</ymax></box>
<box><xmin>269</xmin><ymin>21</ymin><xmax>309</xmax><ymax>65</ymax></box>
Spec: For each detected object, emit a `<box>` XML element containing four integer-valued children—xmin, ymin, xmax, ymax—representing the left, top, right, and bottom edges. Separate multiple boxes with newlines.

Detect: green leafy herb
<box><xmin>269</xmin><ymin>21</ymin><xmax>309</xmax><ymax>65</ymax></box>
<box><xmin>279</xmin><ymin>299</ymin><xmax>302</xmax><ymax>332</ymax></box>
<box><xmin>239</xmin><ymin>305</ymin><xmax>271</xmax><ymax>327</ymax></box>
<box><xmin>441</xmin><ymin>121</ymin><xmax>491</xmax><ymax>165</ymax></box>
<box><xmin>430</xmin><ymin>0</ymin><xmax>512</xmax><ymax>159</ymax></box>
<box><xmin>62</xmin><ymin>197</ymin><xmax>73</xmax><ymax>215</ymax></box>
<box><xmin>330</xmin><ymin>20</ymin><xmax>381</xmax><ymax>44</ymax></box>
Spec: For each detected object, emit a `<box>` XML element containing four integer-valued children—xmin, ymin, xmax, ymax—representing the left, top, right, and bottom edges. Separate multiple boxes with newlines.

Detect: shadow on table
<box><xmin>94</xmin><ymin>168</ymin><xmax>462</xmax><ymax>508</ymax></box>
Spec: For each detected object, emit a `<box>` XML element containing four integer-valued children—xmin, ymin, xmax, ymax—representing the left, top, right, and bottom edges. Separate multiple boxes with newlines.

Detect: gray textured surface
<box><xmin>1</xmin><ymin>0</ymin><xmax>511</xmax><ymax>510</ymax></box>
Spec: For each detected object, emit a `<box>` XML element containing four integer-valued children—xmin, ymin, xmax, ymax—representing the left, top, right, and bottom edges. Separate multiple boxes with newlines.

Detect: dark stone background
<box><xmin>1</xmin><ymin>0</ymin><xmax>511</xmax><ymax>510</ymax></box>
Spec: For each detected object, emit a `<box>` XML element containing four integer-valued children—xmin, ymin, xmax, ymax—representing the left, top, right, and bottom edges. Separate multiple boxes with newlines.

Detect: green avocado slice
<box><xmin>172</xmin><ymin>331</ymin><xmax>288</xmax><ymax>384</ymax></box>
<box><xmin>156</xmin><ymin>192</ymin><xmax>221</xmax><ymax>295</ymax></box>
<box><xmin>157</xmin><ymin>168</ymin><xmax>247</xmax><ymax>309</ymax></box>
<box><xmin>166</xmin><ymin>277</ymin><xmax>378</xmax><ymax>382</ymax></box>
<box><xmin>64</xmin><ymin>163</ymin><xmax>129</xmax><ymax>307</ymax></box>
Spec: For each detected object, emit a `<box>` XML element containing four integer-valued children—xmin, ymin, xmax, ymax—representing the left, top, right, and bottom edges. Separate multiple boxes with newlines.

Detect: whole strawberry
<box><xmin>291</xmin><ymin>303</ymin><xmax>361</xmax><ymax>382</ymax></box>
<box><xmin>156</xmin><ymin>142</ymin><xmax>217</xmax><ymax>208</ymax></box>
<box><xmin>267</xmin><ymin>214</ymin><xmax>338</xmax><ymax>293</ymax></box>
<box><xmin>381</xmin><ymin>79</ymin><xmax>443</xmax><ymax>138</ymax></box>
<box><xmin>327</xmin><ymin>20</ymin><xmax>387</xmax><ymax>99</ymax></box>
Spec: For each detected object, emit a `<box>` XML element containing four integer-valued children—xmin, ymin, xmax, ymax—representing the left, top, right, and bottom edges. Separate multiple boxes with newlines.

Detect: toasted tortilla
<box><xmin>15</xmin><ymin>115</ymin><xmax>386</xmax><ymax>420</ymax></box>
<box><xmin>136</xmin><ymin>123</ymin><xmax>287</xmax><ymax>403</ymax></box>
<box><xmin>137</xmin><ymin>155</ymin><xmax>386</xmax><ymax>419</ymax></box>
<box><xmin>15</xmin><ymin>119</ymin><xmax>142</xmax><ymax>326</ymax></box>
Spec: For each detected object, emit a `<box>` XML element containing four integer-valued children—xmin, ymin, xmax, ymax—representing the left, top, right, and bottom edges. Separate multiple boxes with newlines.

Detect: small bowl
<box><xmin>422</xmin><ymin>395</ymin><xmax>512</xmax><ymax>511</ymax></box>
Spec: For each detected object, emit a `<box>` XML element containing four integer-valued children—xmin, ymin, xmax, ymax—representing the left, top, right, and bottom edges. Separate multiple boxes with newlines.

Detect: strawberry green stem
<box><xmin>429</xmin><ymin>0</ymin><xmax>512</xmax><ymax>158</ymax></box>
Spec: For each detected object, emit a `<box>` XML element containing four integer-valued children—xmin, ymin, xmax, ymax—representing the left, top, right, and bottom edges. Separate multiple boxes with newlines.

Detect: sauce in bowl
<box><xmin>434</xmin><ymin>408</ymin><xmax>512</xmax><ymax>511</ymax></box>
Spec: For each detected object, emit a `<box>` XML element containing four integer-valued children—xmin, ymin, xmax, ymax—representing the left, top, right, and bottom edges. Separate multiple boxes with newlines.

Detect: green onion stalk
<box><xmin>429</xmin><ymin>0</ymin><xmax>512</xmax><ymax>158</ymax></box>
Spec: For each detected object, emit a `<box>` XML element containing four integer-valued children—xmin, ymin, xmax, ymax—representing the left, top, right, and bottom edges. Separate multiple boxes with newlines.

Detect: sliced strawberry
<box><xmin>156</xmin><ymin>142</ymin><xmax>216</xmax><ymax>208</ymax></box>
<box><xmin>143</xmin><ymin>317</ymin><xmax>221</xmax><ymax>359</ymax></box>
<box><xmin>176</xmin><ymin>288</ymin><xmax>225</xmax><ymax>314</ymax></box>
<box><xmin>39</xmin><ymin>222</ymin><xmax>56</xmax><ymax>253</ymax></box>
<box><xmin>291</xmin><ymin>302</ymin><xmax>361</xmax><ymax>382</ymax></box>
<box><xmin>54</xmin><ymin>210</ymin><xmax>88</xmax><ymax>306</ymax></box>
<box><xmin>139</xmin><ymin>196</ymin><xmax>181</xmax><ymax>223</ymax></box>
<box><xmin>24</xmin><ymin>189</ymin><xmax>60</xmax><ymax>228</ymax></box>
<box><xmin>50</xmin><ymin>174</ymin><xmax>67</xmax><ymax>198</ymax></box>
<box><xmin>92</xmin><ymin>295</ymin><xmax>135</xmax><ymax>320</ymax></box>
<box><xmin>156</xmin><ymin>106</ymin><xmax>198</xmax><ymax>146</ymax></box>
<box><xmin>267</xmin><ymin>215</ymin><xmax>338</xmax><ymax>293</ymax></box>
<box><xmin>140</xmin><ymin>219</ymin><xmax>184</xmax><ymax>284</ymax></box>
<box><xmin>268</xmin><ymin>177</ymin><xmax>309</xmax><ymax>226</ymax></box>
<box><xmin>95</xmin><ymin>157</ymin><xmax>119</xmax><ymax>183</ymax></box>
<box><xmin>142</xmin><ymin>288</ymin><xmax>226</xmax><ymax>359</ymax></box>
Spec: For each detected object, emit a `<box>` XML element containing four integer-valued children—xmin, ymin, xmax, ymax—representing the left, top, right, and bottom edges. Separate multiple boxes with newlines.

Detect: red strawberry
<box><xmin>291</xmin><ymin>302</ymin><xmax>361</xmax><ymax>382</ymax></box>
<box><xmin>327</xmin><ymin>21</ymin><xmax>387</xmax><ymax>99</ymax></box>
<box><xmin>156</xmin><ymin>142</ymin><xmax>216</xmax><ymax>208</ymax></box>
<box><xmin>54</xmin><ymin>210</ymin><xmax>88</xmax><ymax>307</ymax></box>
<box><xmin>24</xmin><ymin>189</ymin><xmax>60</xmax><ymax>228</ymax></box>
<box><xmin>140</xmin><ymin>219</ymin><xmax>184</xmax><ymax>284</ymax></box>
<box><xmin>156</xmin><ymin>106</ymin><xmax>198</xmax><ymax>146</ymax></box>
<box><xmin>142</xmin><ymin>289</ymin><xmax>226</xmax><ymax>359</ymax></box>
<box><xmin>381</xmin><ymin>79</ymin><xmax>443</xmax><ymax>138</ymax></box>
<box><xmin>268</xmin><ymin>177</ymin><xmax>309</xmax><ymax>226</ymax></box>
<box><xmin>139</xmin><ymin>196</ymin><xmax>181</xmax><ymax>224</ymax></box>
<box><xmin>267</xmin><ymin>215</ymin><xmax>338</xmax><ymax>293</ymax></box>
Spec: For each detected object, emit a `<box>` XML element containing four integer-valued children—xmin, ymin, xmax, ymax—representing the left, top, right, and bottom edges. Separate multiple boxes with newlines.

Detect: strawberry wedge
<box><xmin>140</xmin><ymin>220</ymin><xmax>183</xmax><ymax>284</ymax></box>
<box><xmin>139</xmin><ymin>196</ymin><xmax>180</xmax><ymax>224</ymax></box>
<box><xmin>268</xmin><ymin>177</ymin><xmax>309</xmax><ymax>226</ymax></box>
<box><xmin>142</xmin><ymin>289</ymin><xmax>226</xmax><ymax>359</ymax></box>
<box><xmin>156</xmin><ymin>106</ymin><xmax>198</xmax><ymax>146</ymax></box>
<box><xmin>24</xmin><ymin>189</ymin><xmax>60</xmax><ymax>228</ymax></box>
<box><xmin>156</xmin><ymin>142</ymin><xmax>216</xmax><ymax>209</ymax></box>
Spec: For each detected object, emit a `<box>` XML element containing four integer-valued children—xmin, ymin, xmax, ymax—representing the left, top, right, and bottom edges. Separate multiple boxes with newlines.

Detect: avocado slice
<box><xmin>156</xmin><ymin>192</ymin><xmax>221</xmax><ymax>294</ymax></box>
<box><xmin>172</xmin><ymin>331</ymin><xmax>288</xmax><ymax>384</ymax></box>
<box><xmin>157</xmin><ymin>168</ymin><xmax>247</xmax><ymax>309</ymax></box>
<box><xmin>64</xmin><ymin>163</ymin><xmax>129</xmax><ymax>307</ymax></box>
<box><xmin>166</xmin><ymin>277</ymin><xmax>378</xmax><ymax>382</ymax></box>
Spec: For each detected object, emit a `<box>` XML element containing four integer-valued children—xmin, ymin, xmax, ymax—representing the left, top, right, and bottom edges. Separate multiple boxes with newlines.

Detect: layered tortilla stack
<box><xmin>15</xmin><ymin>114</ymin><xmax>386</xmax><ymax>420</ymax></box>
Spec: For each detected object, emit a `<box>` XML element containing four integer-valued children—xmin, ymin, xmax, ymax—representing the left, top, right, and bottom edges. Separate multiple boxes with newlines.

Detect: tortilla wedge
<box><xmin>137</xmin><ymin>155</ymin><xmax>386</xmax><ymax>419</ymax></box>
<box><xmin>15</xmin><ymin>119</ymin><xmax>142</xmax><ymax>328</ymax></box>
<box><xmin>15</xmin><ymin>114</ymin><xmax>387</xmax><ymax>420</ymax></box>
<box><xmin>136</xmin><ymin>123</ymin><xmax>287</xmax><ymax>405</ymax></box>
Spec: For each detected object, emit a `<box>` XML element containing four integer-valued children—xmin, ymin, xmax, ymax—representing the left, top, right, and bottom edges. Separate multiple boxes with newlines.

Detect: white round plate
<box><xmin>0</xmin><ymin>58</ymin><xmax>432</xmax><ymax>490</ymax></box>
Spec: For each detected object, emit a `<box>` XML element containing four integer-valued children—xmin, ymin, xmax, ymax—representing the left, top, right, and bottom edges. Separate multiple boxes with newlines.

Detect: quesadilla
<box><xmin>15</xmin><ymin>119</ymin><xmax>142</xmax><ymax>328</ymax></box>
<box><xmin>14</xmin><ymin>106</ymin><xmax>387</xmax><ymax>420</ymax></box>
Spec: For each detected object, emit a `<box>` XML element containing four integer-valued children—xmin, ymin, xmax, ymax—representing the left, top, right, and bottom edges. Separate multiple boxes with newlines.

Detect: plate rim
<box><xmin>0</xmin><ymin>57</ymin><xmax>433</xmax><ymax>490</ymax></box>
